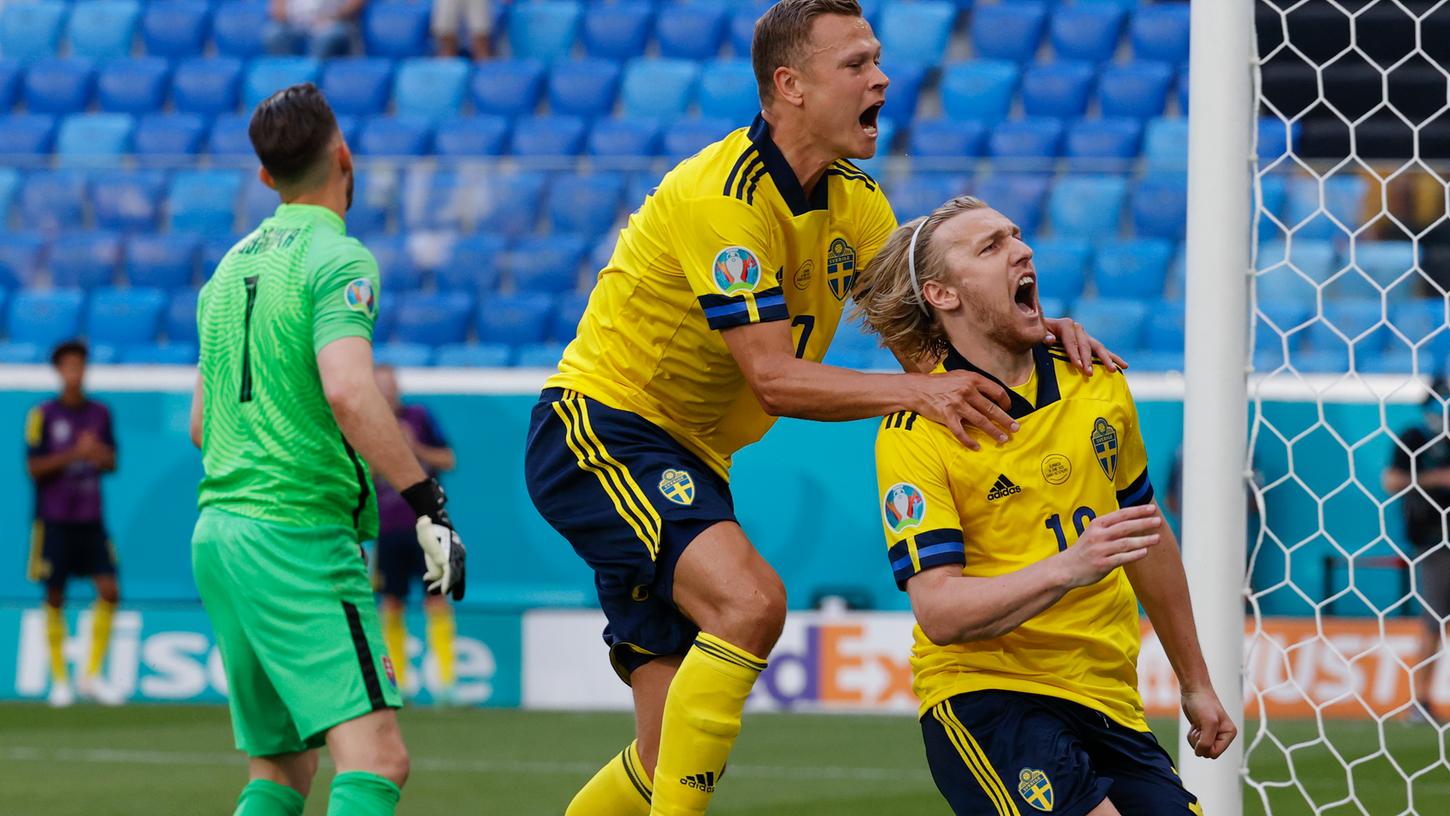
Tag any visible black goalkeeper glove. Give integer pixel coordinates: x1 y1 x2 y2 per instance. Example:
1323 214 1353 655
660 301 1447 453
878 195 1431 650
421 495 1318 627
401 477 467 601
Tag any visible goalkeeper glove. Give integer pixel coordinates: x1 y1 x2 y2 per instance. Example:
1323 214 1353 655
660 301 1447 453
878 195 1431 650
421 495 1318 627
401 477 467 601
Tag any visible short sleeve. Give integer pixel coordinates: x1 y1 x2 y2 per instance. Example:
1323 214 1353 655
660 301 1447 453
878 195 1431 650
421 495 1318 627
24 407 46 455
1112 377 1155 508
875 412 965 590
855 184 899 271
671 195 788 330
312 242 381 354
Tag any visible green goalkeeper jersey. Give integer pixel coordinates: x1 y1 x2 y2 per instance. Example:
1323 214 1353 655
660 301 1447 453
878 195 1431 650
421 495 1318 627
196 203 381 540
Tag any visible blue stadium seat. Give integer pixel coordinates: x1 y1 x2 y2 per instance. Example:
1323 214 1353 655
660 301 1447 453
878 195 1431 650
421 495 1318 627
548 58 621 118
1049 172 1125 236
244 57 320 111
551 291 589 342
357 116 433 155
471 59 546 118
727 8 755 57
1069 297 1147 351
1131 174 1188 240
513 341 567 368
582 2 653 61
1091 238 1174 296
132 113 206 159
201 235 241 277
973 173 1050 236
1256 239 1336 302
1064 118 1141 169
8 289 83 348
1 1 67 60
119 343 196 365
987 118 1064 163
889 173 970 222
400 167 466 231
394 58 470 119
393 291 475 346
476 170 548 236
1131 4 1190 65
1146 300 1186 353
140 1 210 58
320 58 394 117
124 233 198 290
476 293 555 345
205 112 253 158
939 61 1019 124
211 2 268 58
437 235 504 292
23 58 95 115
435 342 511 367
509 114 586 156
1258 117 1299 164
19 170 85 232
66 0 139 60
1030 237 1092 302
96 58 169 114
363 233 423 292
546 174 625 237
0 59 20 111
1099 61 1174 120
502 235 587 292
654 4 726 59
0 115 57 156
165 289 198 344
0 235 44 290
697 59 759 124
663 117 731 160
0 342 43 364
87 287 165 346
168 170 241 234
587 118 660 157
1308 299 1390 355
881 60 928 123
0 289 10 340
49 231 121 288
971 1 1047 62
1285 175 1368 241
507 1 582 61
434 115 509 156
620 58 700 121
372 343 433 367
362 2 431 59
1390 300 1450 361
1049 3 1125 63
906 118 987 158
0 167 17 227
1021 61 1096 119
171 57 243 116
1352 240 1418 295
239 175 275 226
879 1 955 65
1143 117 1188 171
56 113 134 166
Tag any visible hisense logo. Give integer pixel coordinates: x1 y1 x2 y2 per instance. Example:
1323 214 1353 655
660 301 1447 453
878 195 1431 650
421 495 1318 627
987 474 1022 502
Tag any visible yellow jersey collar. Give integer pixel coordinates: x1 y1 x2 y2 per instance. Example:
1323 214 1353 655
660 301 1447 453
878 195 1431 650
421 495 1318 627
941 343 1061 420
747 115 830 216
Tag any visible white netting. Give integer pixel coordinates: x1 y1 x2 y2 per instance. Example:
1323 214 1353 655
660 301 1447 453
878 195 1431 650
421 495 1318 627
1247 1 1450 813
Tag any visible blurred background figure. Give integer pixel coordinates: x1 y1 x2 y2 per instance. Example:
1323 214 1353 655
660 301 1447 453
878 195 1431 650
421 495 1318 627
433 0 492 60
25 341 121 707
266 0 366 58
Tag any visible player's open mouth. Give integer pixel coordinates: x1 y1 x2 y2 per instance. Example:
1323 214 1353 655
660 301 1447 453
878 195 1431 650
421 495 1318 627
1013 274 1039 317
859 102 883 138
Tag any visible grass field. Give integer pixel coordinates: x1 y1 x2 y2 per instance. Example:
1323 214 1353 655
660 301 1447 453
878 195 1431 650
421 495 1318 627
0 704 1445 815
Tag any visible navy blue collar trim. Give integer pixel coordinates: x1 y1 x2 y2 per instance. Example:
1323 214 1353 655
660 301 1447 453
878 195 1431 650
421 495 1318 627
941 344 1062 419
747 115 829 215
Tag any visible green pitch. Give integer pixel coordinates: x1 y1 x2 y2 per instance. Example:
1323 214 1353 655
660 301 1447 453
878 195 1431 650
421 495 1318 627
0 704 1443 814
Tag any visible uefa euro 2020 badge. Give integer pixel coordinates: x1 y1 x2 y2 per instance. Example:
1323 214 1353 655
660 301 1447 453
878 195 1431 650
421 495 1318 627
712 247 762 296
883 482 926 533
1018 768 1054 812
659 468 695 506
344 277 376 318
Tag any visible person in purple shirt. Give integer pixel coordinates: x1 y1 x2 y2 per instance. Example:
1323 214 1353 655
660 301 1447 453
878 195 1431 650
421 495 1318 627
372 365 458 702
25 340 122 708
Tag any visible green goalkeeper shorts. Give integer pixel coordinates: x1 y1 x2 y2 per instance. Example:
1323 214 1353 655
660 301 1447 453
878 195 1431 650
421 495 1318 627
192 508 402 758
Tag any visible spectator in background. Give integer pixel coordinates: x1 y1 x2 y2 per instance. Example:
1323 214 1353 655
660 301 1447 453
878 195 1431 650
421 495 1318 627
1383 375 1450 723
372 365 459 703
265 0 366 59
25 340 122 708
433 0 492 60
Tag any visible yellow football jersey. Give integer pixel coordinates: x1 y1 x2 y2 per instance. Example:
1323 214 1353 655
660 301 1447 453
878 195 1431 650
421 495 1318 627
875 345 1156 731
547 115 897 479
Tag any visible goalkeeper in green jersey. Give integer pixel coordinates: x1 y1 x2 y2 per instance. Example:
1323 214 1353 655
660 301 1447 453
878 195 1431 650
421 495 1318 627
187 83 467 816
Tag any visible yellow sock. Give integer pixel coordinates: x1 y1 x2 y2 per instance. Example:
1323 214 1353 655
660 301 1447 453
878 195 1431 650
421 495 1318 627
650 633 766 815
426 605 456 687
86 599 116 678
45 604 67 684
566 741 652 816
381 606 407 688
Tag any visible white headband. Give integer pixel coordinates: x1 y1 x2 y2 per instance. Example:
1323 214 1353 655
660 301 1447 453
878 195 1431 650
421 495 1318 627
906 218 930 316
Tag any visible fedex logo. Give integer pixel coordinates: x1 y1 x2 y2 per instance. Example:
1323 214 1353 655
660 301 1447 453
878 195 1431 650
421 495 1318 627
751 619 920 713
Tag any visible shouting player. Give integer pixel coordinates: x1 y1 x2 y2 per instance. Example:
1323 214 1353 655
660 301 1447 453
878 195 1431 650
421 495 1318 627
854 196 1236 815
189 84 465 816
525 2 1121 813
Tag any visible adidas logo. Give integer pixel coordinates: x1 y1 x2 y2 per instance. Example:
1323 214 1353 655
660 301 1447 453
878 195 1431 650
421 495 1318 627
986 474 1022 502
680 771 718 793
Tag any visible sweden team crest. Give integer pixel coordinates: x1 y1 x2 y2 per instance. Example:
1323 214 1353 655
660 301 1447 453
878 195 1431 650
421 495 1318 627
712 246 762 295
1091 417 1119 481
826 237 857 300
659 468 695 506
344 277 376 317
883 482 926 533
1017 768 1054 812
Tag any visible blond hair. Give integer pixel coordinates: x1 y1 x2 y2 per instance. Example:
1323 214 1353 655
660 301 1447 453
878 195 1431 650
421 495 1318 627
850 196 988 362
752 0 864 107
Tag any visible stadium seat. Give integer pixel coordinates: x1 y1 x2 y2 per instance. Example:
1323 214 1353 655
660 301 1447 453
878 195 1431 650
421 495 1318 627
548 59 622 118
49 232 121 289
587 118 660 157
0 115 58 156
244 57 320 111
56 113 134 166
393 292 476 346
200 235 241 277
1146 300 1186 353
87 287 166 346
582 2 653 61
1256 239 1336 302
620 58 700 121
434 342 511 367
507 1 582 62
973 173 1050 236
476 293 555 345
987 118 1064 163
0 167 16 228
474 169 547 236
8 289 83 348
206 112 253 158
1069 297 1147 351
889 173 970 222
1131 174 1189 240
1099 61 1174 120
654 4 727 59
1049 172 1125 236
434 115 509 156
663 117 732 160
0 235 44 290
171 57 243 116
132 113 206 159
436 235 505 293
1030 237 1092 302
939 61 1020 124
168 170 241 234
0 342 43 364
19 170 85 232
471 59 546 118
65 0 139 60
1064 118 1142 169
400 167 467 231
139 1 209 58
320 58 394 117
0 1 67 60
394 58 470 119
165 289 198 344
239 175 276 226
1308 299 1391 355
697 59 759 124
1258 117 1299 165
971 1 1047 62
1143 117 1188 171
546 174 625 238
0 59 20 111
881 60 929 123
96 57 169 114
878 1 955 65
1091 238 1174 296
551 291 589 342
906 118 987 158
357 116 433 155
727 8 756 57
1285 175 1368 241
501 235 588 292
211 2 268 58
124 233 198 290
509 114 586 157
1131 3 1191 65
120 343 196 365
1390 299 1450 360
514 342 567 368
373 343 433 367
1349 241 1418 298
23 58 95 115
362 2 431 59
1049 3 1125 63
363 233 423 292
1021 61 1096 119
